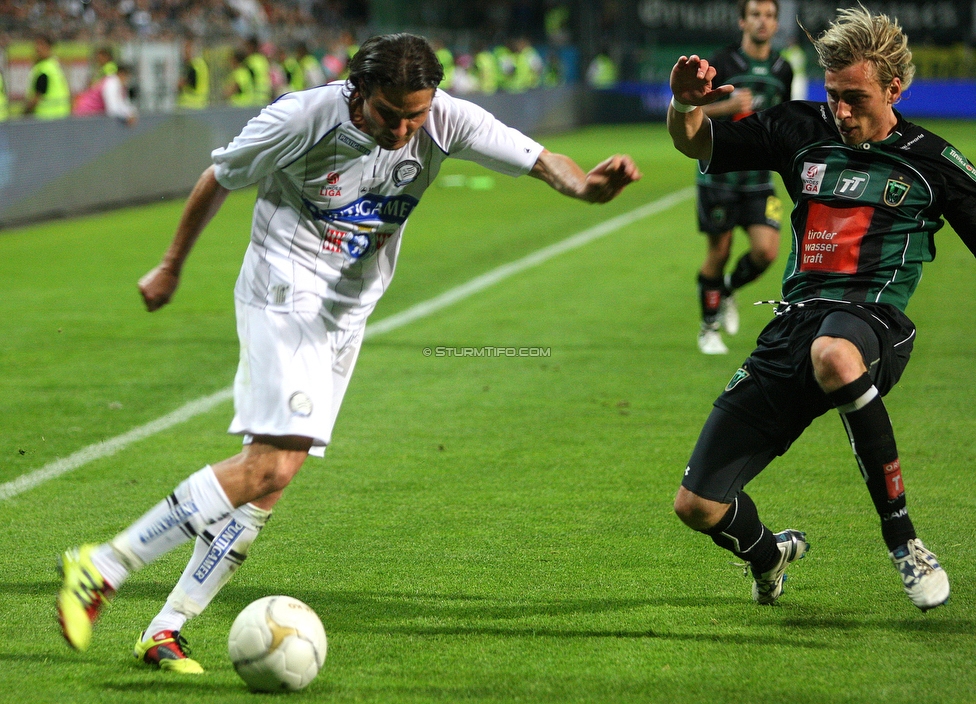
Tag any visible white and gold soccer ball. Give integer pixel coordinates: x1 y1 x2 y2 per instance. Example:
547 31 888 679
227 595 327 692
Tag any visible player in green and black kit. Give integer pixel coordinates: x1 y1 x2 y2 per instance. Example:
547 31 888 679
694 0 793 355
668 7 976 610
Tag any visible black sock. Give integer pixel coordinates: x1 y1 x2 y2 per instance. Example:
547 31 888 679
697 273 724 325
828 373 916 550
704 492 779 574
728 252 769 291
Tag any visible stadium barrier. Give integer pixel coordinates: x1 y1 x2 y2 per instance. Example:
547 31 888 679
0 108 259 229
7 78 970 229
585 79 976 122
0 86 581 229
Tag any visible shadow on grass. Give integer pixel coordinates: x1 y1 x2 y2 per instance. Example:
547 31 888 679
781 615 975 635
100 680 244 694
354 625 831 648
0 651 94 664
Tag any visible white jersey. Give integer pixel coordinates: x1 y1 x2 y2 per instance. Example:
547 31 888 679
212 83 544 330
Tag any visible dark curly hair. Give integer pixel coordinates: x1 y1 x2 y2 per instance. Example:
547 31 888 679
344 33 444 101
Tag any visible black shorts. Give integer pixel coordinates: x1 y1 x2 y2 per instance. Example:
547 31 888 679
682 301 916 503
696 185 781 236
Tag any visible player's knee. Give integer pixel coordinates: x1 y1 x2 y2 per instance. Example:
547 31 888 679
243 456 302 496
674 488 707 530
754 245 777 268
810 336 862 389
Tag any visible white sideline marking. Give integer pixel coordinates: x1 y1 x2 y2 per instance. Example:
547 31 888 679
0 187 693 502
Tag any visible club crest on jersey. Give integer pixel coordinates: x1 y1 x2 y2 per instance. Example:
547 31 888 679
393 160 422 186
725 367 750 392
289 392 313 417
883 178 911 207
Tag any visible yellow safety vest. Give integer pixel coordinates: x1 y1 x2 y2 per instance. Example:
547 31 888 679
228 65 254 107
435 48 455 90
283 57 304 92
300 55 321 87
475 51 499 94
27 57 71 119
179 56 210 109
0 71 9 121
244 53 272 105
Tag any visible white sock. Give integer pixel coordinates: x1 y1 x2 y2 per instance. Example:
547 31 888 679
109 466 235 575
89 543 130 590
144 502 271 636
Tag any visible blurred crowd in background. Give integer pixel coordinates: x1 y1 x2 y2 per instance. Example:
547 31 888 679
0 0 616 122
1 0 974 123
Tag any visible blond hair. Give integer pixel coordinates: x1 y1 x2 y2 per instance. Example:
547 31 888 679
810 6 915 91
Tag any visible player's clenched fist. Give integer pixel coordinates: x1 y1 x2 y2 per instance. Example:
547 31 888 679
138 264 180 312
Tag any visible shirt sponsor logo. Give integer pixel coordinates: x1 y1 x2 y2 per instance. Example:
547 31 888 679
304 193 419 226
801 162 827 194
138 500 198 544
941 145 976 183
322 228 344 253
799 202 874 273
833 169 870 199
883 178 911 207
392 159 422 186
193 519 245 583
338 133 371 156
320 228 395 259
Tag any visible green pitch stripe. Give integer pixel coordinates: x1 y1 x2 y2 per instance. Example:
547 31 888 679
0 186 693 503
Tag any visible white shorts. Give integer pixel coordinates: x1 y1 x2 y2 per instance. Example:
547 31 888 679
228 302 364 457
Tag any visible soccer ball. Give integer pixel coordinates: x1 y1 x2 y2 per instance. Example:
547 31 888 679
227 595 328 692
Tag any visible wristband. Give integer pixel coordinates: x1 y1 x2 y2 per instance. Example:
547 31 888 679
670 96 699 113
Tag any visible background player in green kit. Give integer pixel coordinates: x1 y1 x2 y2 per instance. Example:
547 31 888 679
694 0 793 355
668 7 976 610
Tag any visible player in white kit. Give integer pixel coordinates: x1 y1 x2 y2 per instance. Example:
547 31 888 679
56 33 641 670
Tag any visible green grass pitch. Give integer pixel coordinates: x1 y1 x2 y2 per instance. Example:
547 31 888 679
1 121 975 703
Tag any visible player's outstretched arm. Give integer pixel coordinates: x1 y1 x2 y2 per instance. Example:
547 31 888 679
138 166 230 312
529 150 641 203
667 55 734 161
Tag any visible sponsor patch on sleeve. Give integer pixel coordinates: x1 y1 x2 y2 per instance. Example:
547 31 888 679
941 146 976 183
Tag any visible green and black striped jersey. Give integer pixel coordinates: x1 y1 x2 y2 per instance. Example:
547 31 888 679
708 101 976 311
696 45 792 192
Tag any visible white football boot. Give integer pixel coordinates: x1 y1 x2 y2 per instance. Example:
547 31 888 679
697 323 728 355
720 293 740 335
752 529 809 605
889 539 949 611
